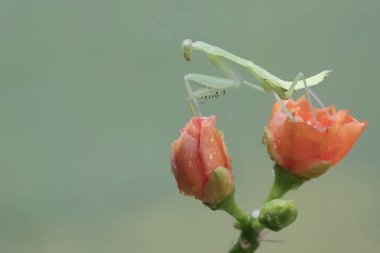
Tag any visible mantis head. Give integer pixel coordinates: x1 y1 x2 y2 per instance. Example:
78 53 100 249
182 39 193 61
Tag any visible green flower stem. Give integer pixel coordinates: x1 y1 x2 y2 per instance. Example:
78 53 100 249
228 228 259 253
218 194 259 253
222 164 305 253
253 164 305 232
252 164 305 232
265 164 304 202
220 194 251 227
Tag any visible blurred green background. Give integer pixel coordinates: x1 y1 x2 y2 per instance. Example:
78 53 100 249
0 0 378 252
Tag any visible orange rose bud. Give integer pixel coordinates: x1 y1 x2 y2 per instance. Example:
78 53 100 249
171 116 234 207
264 96 367 179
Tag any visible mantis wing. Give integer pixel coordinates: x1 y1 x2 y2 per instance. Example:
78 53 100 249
280 70 332 91
193 41 331 92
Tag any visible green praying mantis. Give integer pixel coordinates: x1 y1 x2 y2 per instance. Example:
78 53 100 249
181 39 332 123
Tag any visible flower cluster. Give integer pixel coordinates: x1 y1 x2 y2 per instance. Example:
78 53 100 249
170 95 366 253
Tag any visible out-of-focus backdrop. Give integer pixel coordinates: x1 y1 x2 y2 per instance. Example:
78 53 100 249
0 0 378 252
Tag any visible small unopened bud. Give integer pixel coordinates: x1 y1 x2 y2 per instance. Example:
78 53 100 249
258 199 297 231
203 166 234 209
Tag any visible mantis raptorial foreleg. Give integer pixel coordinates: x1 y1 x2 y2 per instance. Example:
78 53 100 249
184 55 267 116
184 75 202 116
184 74 240 116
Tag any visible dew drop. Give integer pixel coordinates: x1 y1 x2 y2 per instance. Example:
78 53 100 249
240 239 250 249
251 209 260 218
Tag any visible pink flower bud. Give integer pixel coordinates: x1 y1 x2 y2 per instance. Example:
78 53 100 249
170 116 234 205
264 96 367 179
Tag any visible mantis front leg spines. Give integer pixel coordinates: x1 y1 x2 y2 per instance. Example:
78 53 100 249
181 39 332 117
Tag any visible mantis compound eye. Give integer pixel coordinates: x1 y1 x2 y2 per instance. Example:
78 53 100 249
182 39 193 61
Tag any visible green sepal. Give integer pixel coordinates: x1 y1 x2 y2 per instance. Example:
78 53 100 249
203 166 234 210
294 161 331 180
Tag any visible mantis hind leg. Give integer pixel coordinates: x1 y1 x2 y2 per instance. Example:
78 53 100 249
272 92 295 122
183 74 241 116
284 72 333 126
300 73 319 127
288 72 319 127
308 89 332 119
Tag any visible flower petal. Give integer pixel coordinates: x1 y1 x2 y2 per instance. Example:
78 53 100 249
199 116 231 178
276 119 329 170
171 121 205 199
325 118 367 166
